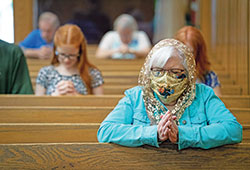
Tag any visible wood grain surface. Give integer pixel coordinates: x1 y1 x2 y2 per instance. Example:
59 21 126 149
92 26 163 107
0 143 249 169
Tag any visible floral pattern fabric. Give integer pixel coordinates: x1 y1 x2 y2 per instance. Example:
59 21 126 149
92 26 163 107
36 65 104 95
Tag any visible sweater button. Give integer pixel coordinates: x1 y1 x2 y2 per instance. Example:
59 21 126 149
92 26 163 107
182 120 187 125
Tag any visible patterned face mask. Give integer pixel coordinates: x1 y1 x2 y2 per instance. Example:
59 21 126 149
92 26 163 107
139 39 196 125
150 68 188 105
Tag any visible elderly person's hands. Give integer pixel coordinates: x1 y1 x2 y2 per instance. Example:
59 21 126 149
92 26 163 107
157 111 178 143
119 44 130 54
38 46 53 59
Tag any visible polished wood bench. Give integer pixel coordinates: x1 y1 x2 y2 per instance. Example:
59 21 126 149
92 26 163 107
0 106 249 123
0 95 122 107
29 77 243 95
101 85 243 95
0 95 249 108
0 123 249 144
0 106 249 143
0 143 249 169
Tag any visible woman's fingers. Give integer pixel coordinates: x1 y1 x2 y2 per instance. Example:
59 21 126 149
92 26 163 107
169 129 178 143
56 81 76 95
157 123 168 142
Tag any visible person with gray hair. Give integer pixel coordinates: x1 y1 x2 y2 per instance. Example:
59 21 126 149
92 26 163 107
19 12 60 59
96 14 151 59
97 39 242 150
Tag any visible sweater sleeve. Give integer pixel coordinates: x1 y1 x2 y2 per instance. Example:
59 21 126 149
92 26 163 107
97 87 159 147
178 85 242 150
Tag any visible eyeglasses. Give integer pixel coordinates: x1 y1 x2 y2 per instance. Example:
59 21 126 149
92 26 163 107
55 51 80 60
151 68 186 78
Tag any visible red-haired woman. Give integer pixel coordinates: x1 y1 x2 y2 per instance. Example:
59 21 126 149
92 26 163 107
175 26 222 96
35 24 104 96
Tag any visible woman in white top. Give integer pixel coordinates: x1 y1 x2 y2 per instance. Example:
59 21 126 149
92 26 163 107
96 14 151 59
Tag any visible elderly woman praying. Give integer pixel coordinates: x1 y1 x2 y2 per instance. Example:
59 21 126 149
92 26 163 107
97 39 242 150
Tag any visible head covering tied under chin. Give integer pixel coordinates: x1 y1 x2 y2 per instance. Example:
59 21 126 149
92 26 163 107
138 39 196 125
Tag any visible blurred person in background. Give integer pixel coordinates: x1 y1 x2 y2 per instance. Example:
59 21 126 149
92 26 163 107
96 14 151 59
19 12 60 59
175 26 222 96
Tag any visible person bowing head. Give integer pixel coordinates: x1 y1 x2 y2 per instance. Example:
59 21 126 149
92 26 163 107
36 24 104 96
97 39 242 150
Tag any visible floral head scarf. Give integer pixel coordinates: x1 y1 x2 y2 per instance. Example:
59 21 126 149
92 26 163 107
138 39 196 125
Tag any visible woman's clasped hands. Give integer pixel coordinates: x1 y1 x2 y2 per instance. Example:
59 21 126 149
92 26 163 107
157 111 178 143
52 80 78 96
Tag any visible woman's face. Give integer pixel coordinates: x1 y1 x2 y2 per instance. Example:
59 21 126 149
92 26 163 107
56 45 80 69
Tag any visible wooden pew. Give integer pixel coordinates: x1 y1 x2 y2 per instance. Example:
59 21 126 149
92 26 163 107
0 106 249 143
0 95 122 107
0 143 250 169
26 58 145 66
0 123 99 143
0 142 249 169
0 95 249 108
0 106 249 124
0 123 249 144
102 85 243 95
26 57 240 92
31 77 237 93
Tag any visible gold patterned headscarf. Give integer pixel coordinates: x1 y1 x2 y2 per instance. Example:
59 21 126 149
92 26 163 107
138 39 196 125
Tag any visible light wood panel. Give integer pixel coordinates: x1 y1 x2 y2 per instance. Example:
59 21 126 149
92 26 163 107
0 106 249 123
0 95 123 107
0 106 112 123
0 106 250 125
0 95 249 107
13 0 33 43
0 123 99 144
202 0 249 95
0 143 250 169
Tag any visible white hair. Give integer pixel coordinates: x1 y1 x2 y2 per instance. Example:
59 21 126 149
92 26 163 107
149 46 188 70
113 14 138 31
39 12 60 28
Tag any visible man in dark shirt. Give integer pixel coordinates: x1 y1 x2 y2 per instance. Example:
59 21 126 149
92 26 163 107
0 39 33 94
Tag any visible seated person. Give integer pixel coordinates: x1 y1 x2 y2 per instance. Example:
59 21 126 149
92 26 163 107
19 12 60 59
97 39 242 150
174 26 222 96
0 39 33 94
96 14 151 59
35 24 104 96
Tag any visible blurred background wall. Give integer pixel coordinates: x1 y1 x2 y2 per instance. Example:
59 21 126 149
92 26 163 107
12 0 250 94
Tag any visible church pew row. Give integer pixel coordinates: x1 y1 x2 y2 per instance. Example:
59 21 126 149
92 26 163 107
29 81 242 95
0 95 122 107
0 106 249 124
26 58 145 66
28 67 231 79
0 95 249 108
30 73 236 87
0 123 249 144
102 85 242 95
0 106 249 144
0 142 249 169
28 65 236 85
27 64 231 78
28 69 237 91
26 53 226 69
